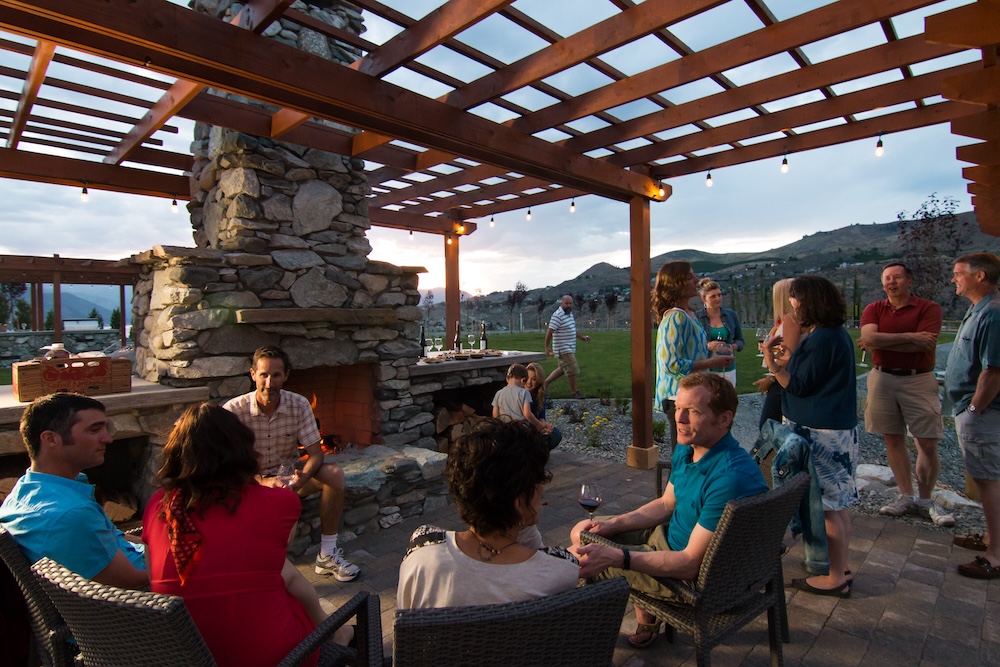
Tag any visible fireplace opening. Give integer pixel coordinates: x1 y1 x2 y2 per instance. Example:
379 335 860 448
284 364 378 451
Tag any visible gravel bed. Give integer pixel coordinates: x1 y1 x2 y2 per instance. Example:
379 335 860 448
547 367 986 539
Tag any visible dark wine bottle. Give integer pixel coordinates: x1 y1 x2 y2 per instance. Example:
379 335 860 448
420 324 427 355
453 322 462 351
479 321 487 350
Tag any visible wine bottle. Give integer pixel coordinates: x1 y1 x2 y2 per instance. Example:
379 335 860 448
420 324 427 355
479 321 488 350
453 322 462 352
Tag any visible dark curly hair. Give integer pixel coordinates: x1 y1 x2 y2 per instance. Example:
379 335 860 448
652 261 693 322
157 403 260 516
447 418 552 536
789 275 846 329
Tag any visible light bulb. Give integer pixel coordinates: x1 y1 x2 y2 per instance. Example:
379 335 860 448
447 236 452 245
705 172 713 188
489 216 495 228
875 137 884 157
658 182 665 198
457 223 465 234
409 229 413 239
780 156 789 174
526 208 532 221
80 186 89 203
171 198 178 213
569 198 576 213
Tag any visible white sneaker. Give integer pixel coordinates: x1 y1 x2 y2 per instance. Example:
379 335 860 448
879 495 917 517
315 548 360 581
922 501 956 527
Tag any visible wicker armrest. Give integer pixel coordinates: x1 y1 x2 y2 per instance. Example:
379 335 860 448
579 531 700 606
277 591 382 667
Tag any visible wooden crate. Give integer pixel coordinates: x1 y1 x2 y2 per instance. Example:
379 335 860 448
12 357 133 402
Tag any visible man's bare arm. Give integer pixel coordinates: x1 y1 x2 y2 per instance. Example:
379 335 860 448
91 550 149 589
857 323 937 353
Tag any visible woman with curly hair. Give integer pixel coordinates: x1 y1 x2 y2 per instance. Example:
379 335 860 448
142 403 342 667
397 419 578 609
653 261 734 447
763 275 857 597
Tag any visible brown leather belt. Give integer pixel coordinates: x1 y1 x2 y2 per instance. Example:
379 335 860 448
874 366 934 376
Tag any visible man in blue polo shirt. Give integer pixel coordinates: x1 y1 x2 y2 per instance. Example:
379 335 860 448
570 372 767 648
0 393 147 589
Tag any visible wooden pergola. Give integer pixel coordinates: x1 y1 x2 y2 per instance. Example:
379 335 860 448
0 0 996 467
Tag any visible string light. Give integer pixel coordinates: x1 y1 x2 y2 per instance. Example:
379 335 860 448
446 235 452 245
456 223 465 234
80 185 89 203
658 181 665 198
526 207 532 221
780 155 789 174
409 229 413 239
171 198 179 213
705 171 713 188
875 134 884 158
489 215 495 228
569 198 576 213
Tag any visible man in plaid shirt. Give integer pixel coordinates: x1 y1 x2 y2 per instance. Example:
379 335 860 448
224 346 359 581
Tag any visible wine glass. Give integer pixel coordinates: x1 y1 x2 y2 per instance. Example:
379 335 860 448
578 484 602 518
755 326 767 357
857 349 869 368
275 461 296 488
467 333 476 351
715 341 733 357
433 337 443 353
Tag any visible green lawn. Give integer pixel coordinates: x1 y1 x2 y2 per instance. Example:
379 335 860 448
489 328 956 399
0 368 9 386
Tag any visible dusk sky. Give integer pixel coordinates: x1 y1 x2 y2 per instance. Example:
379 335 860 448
0 0 981 296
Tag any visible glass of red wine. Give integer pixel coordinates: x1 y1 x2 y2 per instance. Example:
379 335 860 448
578 484 602 518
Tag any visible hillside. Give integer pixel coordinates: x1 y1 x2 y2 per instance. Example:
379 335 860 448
421 211 999 330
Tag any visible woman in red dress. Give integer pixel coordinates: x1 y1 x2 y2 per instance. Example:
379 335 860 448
143 403 333 667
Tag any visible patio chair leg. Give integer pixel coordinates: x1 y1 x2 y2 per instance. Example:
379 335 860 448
766 602 783 667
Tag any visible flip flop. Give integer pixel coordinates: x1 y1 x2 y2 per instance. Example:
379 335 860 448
957 556 1000 580
953 533 989 552
791 578 851 598
627 621 662 648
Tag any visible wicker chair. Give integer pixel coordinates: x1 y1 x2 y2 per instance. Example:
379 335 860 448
0 527 76 667
30 557 383 667
393 578 629 667
582 472 808 667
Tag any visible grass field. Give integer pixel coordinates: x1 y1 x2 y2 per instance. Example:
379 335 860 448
0 328 954 395
488 328 956 399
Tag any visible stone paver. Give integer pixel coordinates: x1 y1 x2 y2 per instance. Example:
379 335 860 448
294 448 1000 666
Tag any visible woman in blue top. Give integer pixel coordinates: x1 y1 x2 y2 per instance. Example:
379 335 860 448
694 278 744 387
764 275 857 598
653 262 735 447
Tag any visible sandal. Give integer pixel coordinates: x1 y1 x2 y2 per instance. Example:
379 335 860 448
953 533 989 552
627 621 662 648
957 556 1000 580
791 578 851 598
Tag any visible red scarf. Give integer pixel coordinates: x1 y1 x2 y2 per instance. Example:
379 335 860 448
163 489 203 586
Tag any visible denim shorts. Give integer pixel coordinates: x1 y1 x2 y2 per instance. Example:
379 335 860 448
955 408 1000 480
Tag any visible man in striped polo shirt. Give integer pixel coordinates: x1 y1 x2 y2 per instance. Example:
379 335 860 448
544 295 591 399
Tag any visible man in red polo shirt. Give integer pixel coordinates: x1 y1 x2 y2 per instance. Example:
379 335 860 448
859 262 954 526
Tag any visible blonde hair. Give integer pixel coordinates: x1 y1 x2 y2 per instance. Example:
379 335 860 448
772 278 793 325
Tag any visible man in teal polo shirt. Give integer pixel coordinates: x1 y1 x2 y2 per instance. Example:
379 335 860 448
570 372 767 648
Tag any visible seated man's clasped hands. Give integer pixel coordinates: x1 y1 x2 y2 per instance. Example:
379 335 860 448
569 373 767 648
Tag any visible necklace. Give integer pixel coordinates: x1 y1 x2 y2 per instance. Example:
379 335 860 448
468 530 518 563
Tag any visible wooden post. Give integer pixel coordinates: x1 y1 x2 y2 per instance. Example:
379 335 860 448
626 195 657 469
119 284 128 347
444 234 460 349
52 255 62 343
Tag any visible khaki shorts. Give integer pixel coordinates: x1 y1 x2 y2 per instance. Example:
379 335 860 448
592 518 679 600
956 408 1000 481
557 351 580 376
864 369 943 439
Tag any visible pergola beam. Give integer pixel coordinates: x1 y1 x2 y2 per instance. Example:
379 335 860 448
510 0 940 135
5 39 53 149
0 0 660 203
